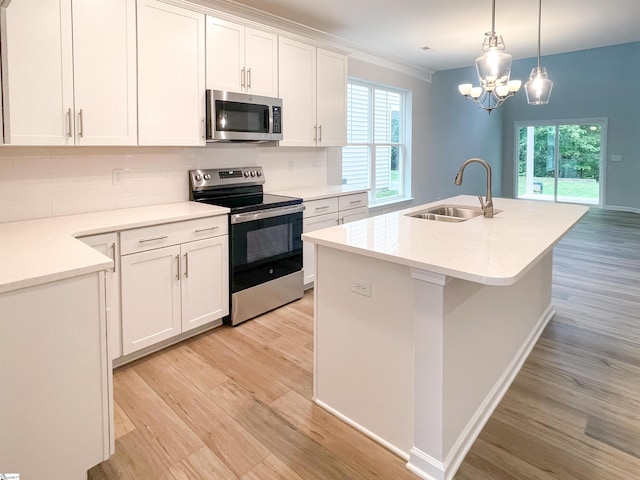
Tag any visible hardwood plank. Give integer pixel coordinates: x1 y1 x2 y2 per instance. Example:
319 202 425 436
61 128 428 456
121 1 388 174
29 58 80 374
113 400 135 440
134 353 271 477
585 414 640 460
270 389 418 479
240 454 306 480
169 446 239 480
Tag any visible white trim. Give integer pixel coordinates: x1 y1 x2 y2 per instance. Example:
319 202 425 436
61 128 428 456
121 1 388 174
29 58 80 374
314 398 410 460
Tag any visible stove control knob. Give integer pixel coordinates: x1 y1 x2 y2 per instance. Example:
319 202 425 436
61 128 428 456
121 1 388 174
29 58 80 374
203 173 211 180
250 171 256 177
256 169 263 177
244 171 250 177
195 174 202 181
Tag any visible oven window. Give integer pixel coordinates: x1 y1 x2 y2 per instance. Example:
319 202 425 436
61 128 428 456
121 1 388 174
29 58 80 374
246 224 292 263
231 212 303 292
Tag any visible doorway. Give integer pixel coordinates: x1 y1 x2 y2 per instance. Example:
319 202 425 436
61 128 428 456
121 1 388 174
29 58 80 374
515 119 606 206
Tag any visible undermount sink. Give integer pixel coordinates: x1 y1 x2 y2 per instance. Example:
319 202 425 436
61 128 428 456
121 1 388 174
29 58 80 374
406 204 501 222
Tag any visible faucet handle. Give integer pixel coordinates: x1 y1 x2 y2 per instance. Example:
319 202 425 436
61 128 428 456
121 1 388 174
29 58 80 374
477 194 487 210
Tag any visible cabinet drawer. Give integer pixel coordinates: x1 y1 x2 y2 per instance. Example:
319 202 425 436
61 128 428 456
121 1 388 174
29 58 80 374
303 212 340 232
120 216 228 255
338 192 368 211
303 197 339 218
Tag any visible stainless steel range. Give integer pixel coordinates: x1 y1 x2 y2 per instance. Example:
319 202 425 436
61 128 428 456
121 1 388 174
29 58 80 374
189 167 304 326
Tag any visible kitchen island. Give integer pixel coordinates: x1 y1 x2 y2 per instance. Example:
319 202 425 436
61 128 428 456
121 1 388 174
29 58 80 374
302 195 588 480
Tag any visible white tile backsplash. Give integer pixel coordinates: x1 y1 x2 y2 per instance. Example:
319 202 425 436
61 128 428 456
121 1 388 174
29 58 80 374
0 145 331 222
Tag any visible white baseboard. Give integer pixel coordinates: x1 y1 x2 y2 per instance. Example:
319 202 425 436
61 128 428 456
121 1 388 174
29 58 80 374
313 398 410 461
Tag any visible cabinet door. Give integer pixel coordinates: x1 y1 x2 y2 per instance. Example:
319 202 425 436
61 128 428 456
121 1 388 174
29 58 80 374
205 16 244 93
244 27 278 97
340 206 369 224
302 212 339 287
79 233 122 361
317 49 347 147
3 0 74 145
72 0 137 146
181 236 229 332
137 0 205 146
278 37 316 147
121 245 181 355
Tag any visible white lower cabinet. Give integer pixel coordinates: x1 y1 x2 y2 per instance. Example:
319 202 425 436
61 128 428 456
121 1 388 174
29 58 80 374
120 217 229 356
79 232 122 360
302 192 369 288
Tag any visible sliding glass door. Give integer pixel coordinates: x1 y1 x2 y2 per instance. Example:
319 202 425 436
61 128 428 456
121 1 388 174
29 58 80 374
516 120 605 205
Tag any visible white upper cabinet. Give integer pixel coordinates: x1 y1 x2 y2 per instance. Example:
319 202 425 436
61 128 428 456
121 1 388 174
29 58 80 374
316 48 348 147
278 38 347 147
137 0 205 146
2 0 137 146
206 17 278 98
278 37 317 147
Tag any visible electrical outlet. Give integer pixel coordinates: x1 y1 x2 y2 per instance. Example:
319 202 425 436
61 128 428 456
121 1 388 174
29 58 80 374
112 169 124 185
351 278 371 297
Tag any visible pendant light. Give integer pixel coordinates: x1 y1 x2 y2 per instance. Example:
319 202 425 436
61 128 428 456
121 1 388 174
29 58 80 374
458 0 521 114
525 0 553 105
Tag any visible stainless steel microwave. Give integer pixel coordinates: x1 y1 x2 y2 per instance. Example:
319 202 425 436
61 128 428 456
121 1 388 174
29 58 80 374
205 90 283 143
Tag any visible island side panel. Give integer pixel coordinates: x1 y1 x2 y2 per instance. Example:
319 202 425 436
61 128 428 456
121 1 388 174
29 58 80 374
409 251 554 480
0 273 110 479
314 244 415 456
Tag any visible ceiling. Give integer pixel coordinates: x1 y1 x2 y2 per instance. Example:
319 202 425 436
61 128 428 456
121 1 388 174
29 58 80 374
214 0 640 74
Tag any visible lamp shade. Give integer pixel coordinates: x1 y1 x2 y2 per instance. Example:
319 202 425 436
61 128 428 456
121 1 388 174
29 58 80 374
525 67 553 105
475 34 512 90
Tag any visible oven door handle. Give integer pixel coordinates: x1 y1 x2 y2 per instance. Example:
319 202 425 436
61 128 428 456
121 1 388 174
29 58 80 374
230 204 305 224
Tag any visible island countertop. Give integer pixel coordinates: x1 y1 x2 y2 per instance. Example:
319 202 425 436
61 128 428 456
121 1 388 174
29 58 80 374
302 195 588 286
0 202 229 294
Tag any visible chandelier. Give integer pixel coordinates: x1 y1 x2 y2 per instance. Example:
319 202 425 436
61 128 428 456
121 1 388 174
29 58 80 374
525 0 553 104
458 0 521 114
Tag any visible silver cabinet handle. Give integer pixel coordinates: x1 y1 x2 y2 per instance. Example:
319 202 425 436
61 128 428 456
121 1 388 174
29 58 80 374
315 205 330 212
184 252 189 278
195 226 219 233
66 108 72 137
306 217 339 227
175 254 180 280
111 243 117 273
350 200 362 205
138 235 168 243
241 68 246 88
201 119 205 139
318 124 322 142
78 109 84 137
314 125 318 141
247 67 252 89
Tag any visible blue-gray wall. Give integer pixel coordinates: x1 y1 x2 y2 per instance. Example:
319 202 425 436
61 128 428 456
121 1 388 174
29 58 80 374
503 42 640 210
429 41 640 211
427 68 504 199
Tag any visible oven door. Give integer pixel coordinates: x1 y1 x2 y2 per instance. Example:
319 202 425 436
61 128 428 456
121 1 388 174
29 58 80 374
230 205 303 293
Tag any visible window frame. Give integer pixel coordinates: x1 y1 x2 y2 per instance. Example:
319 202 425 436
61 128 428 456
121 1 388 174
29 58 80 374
342 78 411 206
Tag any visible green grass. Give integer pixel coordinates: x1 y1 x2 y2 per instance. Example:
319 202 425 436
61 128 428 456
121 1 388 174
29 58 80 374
517 176 599 199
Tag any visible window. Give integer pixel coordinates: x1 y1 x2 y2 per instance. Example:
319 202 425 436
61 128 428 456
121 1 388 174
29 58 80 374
342 79 410 205
515 119 606 206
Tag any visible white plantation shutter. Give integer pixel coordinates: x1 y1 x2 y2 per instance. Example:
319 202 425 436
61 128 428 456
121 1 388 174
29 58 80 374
343 79 408 204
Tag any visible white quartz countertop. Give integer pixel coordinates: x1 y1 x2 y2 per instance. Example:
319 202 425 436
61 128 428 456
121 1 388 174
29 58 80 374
0 202 229 294
302 195 588 286
269 184 369 202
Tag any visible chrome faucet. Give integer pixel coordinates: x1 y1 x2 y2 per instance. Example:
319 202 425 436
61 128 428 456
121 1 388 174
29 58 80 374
454 158 494 218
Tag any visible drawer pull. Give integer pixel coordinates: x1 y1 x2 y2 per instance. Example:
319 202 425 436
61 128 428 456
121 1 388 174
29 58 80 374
350 200 363 205
315 205 331 211
139 235 168 243
194 226 219 233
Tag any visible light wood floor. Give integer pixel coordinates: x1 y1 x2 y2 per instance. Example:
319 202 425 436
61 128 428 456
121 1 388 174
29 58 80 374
90 208 640 479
